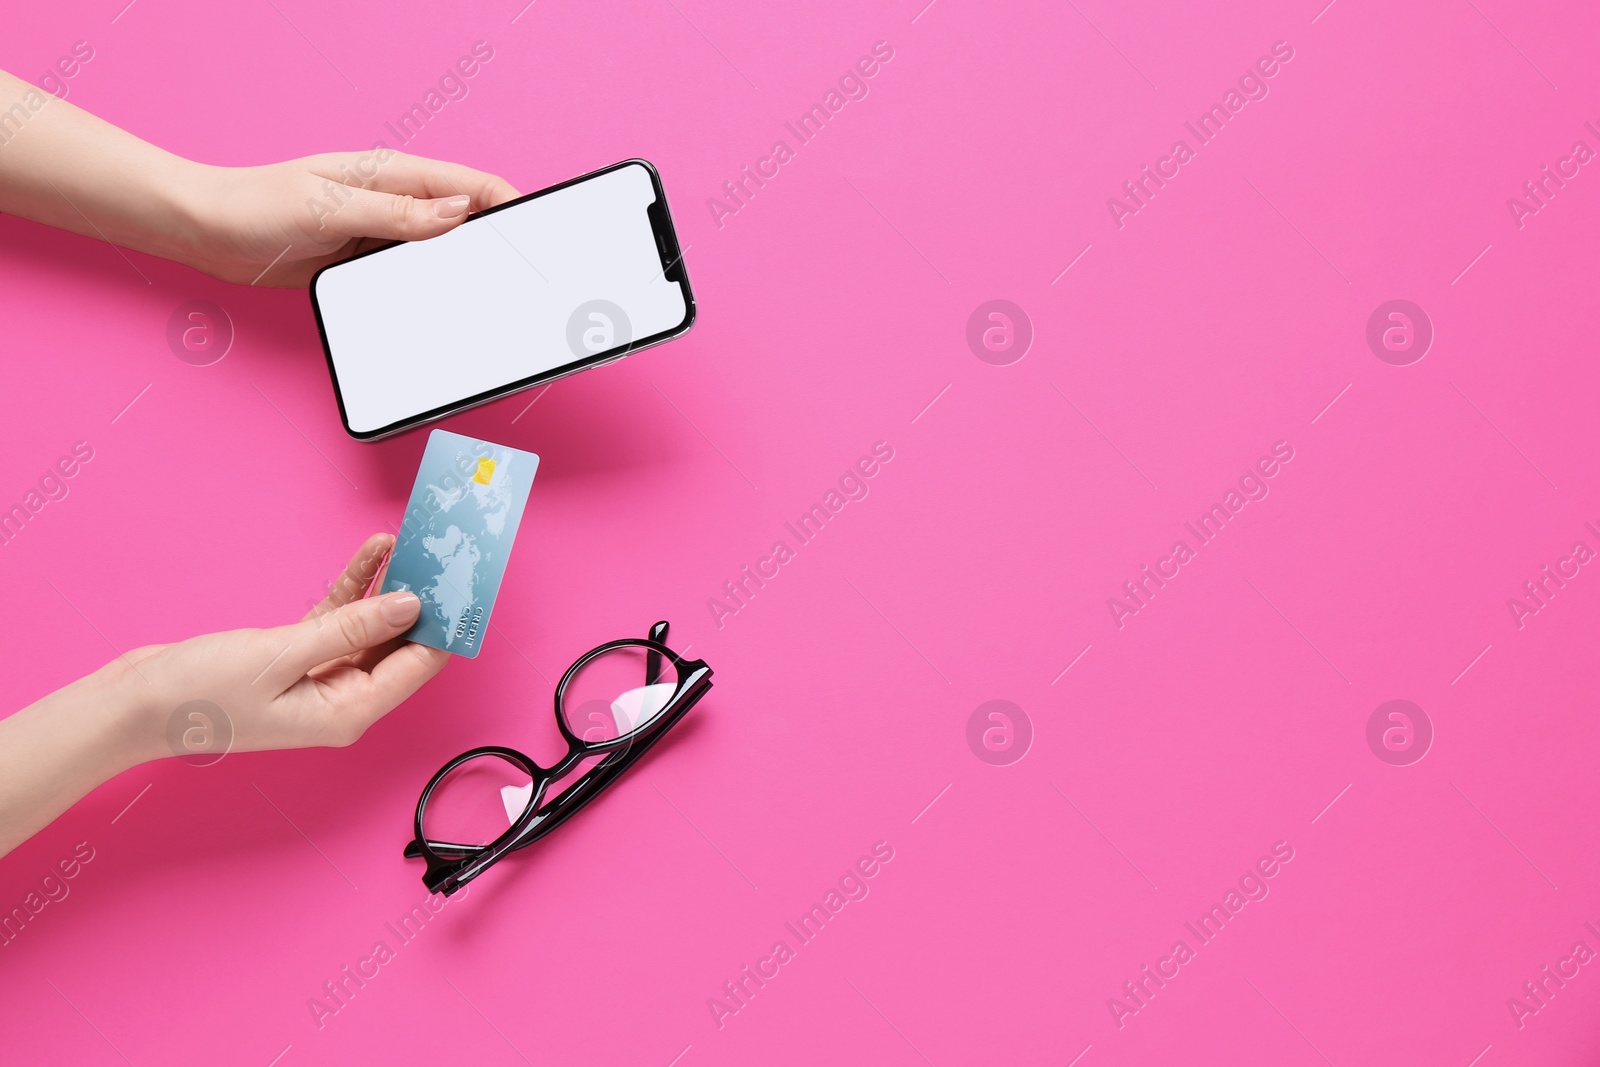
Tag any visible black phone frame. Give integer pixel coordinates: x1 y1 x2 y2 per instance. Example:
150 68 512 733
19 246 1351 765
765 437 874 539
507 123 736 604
309 158 697 442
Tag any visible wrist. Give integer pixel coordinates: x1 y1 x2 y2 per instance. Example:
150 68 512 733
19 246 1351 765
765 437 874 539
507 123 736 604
132 156 227 269
83 655 169 772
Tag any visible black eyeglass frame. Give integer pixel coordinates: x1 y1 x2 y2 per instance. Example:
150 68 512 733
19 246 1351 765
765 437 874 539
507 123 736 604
405 621 712 895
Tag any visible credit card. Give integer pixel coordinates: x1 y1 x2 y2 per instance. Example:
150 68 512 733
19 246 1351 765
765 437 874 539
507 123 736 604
379 430 538 658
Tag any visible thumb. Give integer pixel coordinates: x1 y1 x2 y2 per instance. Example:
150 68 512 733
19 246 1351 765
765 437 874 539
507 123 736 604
318 185 474 243
268 591 423 683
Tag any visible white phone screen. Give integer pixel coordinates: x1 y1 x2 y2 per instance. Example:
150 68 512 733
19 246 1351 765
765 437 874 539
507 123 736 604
312 161 691 438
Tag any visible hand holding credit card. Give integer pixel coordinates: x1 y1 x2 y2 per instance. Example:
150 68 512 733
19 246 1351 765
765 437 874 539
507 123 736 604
380 430 538 658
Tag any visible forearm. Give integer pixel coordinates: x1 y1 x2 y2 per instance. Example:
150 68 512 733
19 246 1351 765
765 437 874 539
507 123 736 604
0 660 162 857
0 69 205 264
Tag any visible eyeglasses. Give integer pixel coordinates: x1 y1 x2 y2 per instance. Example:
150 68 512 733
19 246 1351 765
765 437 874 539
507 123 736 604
404 621 712 895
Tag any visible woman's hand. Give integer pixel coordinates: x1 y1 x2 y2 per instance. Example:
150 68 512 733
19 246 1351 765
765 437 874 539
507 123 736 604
123 533 450 756
177 152 520 286
0 70 518 288
0 534 449 855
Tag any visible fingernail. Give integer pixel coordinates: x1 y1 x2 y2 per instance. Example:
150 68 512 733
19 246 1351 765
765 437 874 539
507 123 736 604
381 591 420 624
434 195 472 219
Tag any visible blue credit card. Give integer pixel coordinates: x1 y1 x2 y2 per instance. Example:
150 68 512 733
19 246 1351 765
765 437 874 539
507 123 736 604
379 430 538 658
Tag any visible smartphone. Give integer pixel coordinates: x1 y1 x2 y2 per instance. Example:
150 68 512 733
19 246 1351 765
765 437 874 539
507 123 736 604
310 159 695 440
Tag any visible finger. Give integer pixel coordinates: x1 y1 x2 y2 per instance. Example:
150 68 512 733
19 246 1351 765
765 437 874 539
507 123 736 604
316 642 451 745
268 590 422 684
308 547 395 673
313 151 519 209
124 644 171 666
369 551 392 594
316 184 480 243
367 641 451 710
316 628 405 676
302 533 394 622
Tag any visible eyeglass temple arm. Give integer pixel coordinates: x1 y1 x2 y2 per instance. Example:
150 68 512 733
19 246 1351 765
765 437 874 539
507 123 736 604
647 620 669 685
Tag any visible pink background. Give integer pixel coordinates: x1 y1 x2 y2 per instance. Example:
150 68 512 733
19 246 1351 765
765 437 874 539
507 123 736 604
3 0 1599 1063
